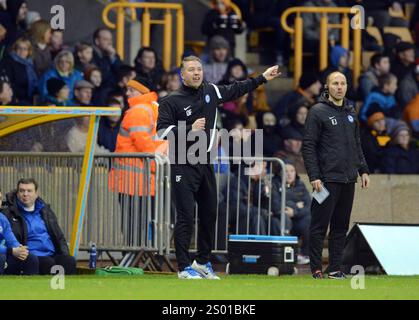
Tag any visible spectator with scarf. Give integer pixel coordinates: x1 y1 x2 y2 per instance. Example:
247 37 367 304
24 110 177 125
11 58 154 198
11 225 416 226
0 37 37 104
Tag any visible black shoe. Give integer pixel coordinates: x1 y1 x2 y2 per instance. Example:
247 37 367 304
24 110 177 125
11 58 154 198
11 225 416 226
328 271 346 280
312 270 324 279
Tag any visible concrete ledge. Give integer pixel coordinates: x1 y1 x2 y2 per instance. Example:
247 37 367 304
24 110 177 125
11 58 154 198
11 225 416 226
299 174 419 225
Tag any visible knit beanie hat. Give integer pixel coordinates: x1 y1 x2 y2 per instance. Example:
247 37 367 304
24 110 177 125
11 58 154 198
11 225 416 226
47 78 66 97
367 111 385 128
126 80 150 94
391 121 410 140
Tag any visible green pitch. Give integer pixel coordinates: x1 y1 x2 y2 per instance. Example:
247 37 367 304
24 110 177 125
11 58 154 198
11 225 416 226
1 274 419 300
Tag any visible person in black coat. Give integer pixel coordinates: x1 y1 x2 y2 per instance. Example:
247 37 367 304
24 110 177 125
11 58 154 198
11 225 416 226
91 27 122 87
380 123 419 174
282 99 309 137
134 47 164 92
201 0 244 56
0 37 37 104
390 42 416 84
97 98 122 152
360 110 391 173
274 71 321 128
84 65 107 107
0 0 28 47
215 171 267 251
282 162 311 262
302 72 370 278
255 111 282 157
2 178 76 275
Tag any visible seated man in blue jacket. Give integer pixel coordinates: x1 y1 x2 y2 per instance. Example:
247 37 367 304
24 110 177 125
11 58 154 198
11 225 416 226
0 212 39 275
2 178 77 275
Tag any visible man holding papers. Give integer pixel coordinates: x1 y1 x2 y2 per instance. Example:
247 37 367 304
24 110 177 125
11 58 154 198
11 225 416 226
302 72 370 280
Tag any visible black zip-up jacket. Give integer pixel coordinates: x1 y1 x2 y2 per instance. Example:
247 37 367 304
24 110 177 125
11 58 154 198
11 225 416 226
2 191 70 256
157 75 267 164
302 92 369 183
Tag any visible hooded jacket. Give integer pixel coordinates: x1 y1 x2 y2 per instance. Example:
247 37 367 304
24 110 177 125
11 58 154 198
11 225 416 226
115 91 160 153
2 191 70 256
360 88 397 122
302 92 369 183
110 91 162 196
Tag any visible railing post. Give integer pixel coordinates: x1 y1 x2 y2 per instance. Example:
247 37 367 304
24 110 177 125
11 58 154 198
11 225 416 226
116 6 125 61
142 8 151 47
341 13 350 50
163 9 173 71
176 8 184 68
353 26 361 87
294 13 303 89
320 13 328 71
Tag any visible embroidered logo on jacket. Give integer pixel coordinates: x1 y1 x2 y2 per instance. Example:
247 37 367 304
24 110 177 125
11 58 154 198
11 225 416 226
329 116 338 126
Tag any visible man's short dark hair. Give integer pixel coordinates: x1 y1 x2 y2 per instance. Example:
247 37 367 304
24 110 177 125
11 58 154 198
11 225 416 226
17 178 38 191
378 73 397 89
180 55 202 70
93 27 111 41
135 47 157 62
370 53 388 68
116 65 135 82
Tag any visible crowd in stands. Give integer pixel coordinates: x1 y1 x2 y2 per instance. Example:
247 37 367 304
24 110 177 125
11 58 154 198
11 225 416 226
0 0 418 265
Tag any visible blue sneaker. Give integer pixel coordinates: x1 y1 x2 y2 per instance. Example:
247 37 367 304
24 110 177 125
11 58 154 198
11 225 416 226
178 266 203 279
191 260 220 280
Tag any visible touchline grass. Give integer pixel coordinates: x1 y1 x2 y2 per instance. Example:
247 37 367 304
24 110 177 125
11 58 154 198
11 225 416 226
1 274 419 300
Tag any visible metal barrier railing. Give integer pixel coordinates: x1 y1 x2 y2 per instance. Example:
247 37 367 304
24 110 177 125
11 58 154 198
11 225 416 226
0 152 171 256
102 1 184 71
185 157 287 255
0 152 287 259
281 6 362 88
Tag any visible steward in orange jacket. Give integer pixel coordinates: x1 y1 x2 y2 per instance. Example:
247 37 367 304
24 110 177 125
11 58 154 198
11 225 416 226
110 80 163 196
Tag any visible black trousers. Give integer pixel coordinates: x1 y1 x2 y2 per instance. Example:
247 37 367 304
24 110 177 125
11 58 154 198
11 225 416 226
4 254 76 275
309 182 355 273
172 164 217 271
4 254 39 275
36 255 77 275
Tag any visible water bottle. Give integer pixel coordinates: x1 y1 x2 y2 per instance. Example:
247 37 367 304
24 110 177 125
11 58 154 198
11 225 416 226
89 243 97 269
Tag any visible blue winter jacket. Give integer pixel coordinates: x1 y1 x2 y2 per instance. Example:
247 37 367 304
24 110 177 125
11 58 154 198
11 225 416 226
38 68 83 102
0 212 20 255
360 90 397 122
17 200 55 257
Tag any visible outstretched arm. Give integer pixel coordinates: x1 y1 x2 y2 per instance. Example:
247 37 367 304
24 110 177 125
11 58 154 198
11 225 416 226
213 66 281 103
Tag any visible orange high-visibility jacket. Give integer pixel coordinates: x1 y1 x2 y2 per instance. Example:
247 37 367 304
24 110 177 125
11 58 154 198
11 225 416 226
404 94 419 132
109 92 162 196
